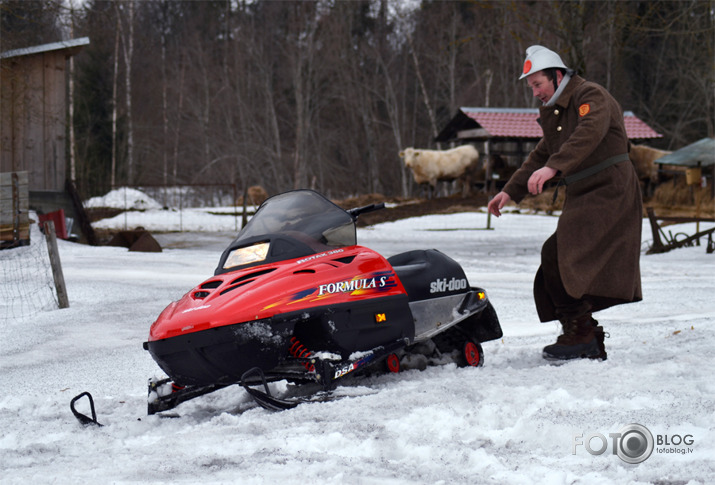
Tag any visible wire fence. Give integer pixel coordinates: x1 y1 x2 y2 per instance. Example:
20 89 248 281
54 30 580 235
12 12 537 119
131 184 239 209
0 223 58 324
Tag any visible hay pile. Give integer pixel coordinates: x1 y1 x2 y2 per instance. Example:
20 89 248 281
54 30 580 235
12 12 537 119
514 186 565 214
650 179 714 218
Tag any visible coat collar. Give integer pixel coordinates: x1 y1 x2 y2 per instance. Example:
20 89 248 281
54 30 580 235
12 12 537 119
552 74 585 109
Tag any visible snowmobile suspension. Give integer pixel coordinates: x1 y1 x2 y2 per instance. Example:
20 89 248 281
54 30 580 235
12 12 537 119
288 337 315 372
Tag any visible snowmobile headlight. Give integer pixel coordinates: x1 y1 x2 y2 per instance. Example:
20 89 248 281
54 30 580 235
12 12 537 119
223 242 270 269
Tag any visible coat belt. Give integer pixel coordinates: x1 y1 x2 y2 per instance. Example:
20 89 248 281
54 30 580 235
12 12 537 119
552 153 630 202
551 153 630 204
563 153 631 185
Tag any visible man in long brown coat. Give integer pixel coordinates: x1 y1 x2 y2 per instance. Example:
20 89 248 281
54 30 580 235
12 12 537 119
487 45 642 361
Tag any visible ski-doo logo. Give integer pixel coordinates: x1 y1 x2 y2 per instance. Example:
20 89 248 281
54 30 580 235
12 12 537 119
318 276 388 296
429 277 468 294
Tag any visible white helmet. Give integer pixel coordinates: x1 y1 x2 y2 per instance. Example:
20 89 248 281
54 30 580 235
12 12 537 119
519 45 568 80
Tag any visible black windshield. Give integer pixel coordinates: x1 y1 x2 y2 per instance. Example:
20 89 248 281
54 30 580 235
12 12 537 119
232 190 356 248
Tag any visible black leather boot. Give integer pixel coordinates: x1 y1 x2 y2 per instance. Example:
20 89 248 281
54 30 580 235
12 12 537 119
543 314 602 361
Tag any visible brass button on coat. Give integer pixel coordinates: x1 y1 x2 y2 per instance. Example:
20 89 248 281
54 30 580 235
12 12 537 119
556 126 562 132
554 109 560 115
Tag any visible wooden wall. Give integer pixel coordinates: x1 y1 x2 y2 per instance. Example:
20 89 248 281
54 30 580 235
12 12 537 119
1 51 68 192
0 171 30 247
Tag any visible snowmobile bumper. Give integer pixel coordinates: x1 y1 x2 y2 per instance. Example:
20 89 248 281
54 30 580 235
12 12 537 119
144 318 296 388
144 294 414 388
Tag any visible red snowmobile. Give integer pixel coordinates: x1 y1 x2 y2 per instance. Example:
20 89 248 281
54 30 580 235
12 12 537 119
143 189 502 413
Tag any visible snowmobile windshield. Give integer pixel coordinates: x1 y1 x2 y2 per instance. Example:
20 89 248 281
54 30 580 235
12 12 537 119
233 190 356 249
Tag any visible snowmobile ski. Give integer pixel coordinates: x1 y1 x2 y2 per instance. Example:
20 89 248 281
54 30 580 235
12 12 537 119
240 367 324 411
147 377 233 415
239 338 406 411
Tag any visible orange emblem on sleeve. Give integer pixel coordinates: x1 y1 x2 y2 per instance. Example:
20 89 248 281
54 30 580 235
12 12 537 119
579 103 591 116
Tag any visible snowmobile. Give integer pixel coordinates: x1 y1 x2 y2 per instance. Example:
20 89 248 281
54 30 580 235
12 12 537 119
143 189 502 414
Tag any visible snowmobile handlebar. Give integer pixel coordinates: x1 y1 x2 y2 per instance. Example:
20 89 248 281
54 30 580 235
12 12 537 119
347 202 385 220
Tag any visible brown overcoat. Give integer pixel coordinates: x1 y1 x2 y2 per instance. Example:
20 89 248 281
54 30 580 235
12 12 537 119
503 75 643 321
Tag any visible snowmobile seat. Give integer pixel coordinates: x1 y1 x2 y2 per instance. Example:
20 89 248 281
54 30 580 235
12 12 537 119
388 249 468 302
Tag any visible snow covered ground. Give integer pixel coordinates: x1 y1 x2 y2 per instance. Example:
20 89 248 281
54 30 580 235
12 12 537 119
1 192 714 484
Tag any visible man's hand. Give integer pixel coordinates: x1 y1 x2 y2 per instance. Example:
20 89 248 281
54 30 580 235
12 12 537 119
487 191 512 217
527 166 558 195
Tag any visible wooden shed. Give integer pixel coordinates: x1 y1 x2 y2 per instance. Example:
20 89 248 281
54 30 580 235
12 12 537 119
654 137 715 197
0 37 89 191
1 38 97 245
435 107 662 171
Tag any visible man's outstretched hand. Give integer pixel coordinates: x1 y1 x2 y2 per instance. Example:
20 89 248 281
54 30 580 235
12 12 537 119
487 192 512 217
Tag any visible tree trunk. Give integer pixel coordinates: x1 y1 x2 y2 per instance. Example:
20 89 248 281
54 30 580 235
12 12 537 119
406 30 440 149
115 1 135 186
111 14 119 189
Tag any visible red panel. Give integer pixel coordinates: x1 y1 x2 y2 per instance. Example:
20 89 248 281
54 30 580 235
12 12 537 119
38 209 67 239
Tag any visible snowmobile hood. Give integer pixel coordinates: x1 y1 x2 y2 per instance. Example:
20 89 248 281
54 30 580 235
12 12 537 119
148 245 406 341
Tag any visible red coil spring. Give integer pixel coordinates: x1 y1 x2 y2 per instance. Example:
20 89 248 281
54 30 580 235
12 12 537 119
289 337 315 372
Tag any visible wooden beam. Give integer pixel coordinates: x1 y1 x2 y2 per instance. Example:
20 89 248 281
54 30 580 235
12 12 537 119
42 220 69 308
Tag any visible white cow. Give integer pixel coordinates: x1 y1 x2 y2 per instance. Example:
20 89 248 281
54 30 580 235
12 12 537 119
399 145 480 196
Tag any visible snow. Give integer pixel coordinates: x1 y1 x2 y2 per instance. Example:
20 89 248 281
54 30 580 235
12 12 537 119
2 196 714 484
84 187 164 211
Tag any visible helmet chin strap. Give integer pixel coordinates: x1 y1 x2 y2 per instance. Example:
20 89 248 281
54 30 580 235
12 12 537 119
544 69 574 107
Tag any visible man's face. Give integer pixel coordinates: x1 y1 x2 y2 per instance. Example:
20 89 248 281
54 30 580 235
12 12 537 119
526 70 562 104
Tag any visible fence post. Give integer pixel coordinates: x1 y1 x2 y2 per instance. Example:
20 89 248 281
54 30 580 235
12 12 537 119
233 183 238 232
43 220 70 309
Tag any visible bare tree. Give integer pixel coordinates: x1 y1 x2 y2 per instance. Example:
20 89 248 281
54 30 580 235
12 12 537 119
65 0 713 199
115 1 135 185
111 15 119 188
287 3 320 189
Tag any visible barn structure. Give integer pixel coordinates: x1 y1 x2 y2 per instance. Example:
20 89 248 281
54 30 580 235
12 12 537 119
435 107 662 184
654 137 715 197
0 38 95 246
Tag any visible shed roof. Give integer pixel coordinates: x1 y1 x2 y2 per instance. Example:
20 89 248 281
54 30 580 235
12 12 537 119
0 37 90 59
653 138 715 168
435 107 662 142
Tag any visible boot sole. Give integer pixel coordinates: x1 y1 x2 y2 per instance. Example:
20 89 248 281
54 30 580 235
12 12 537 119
542 352 607 363
542 342 603 362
